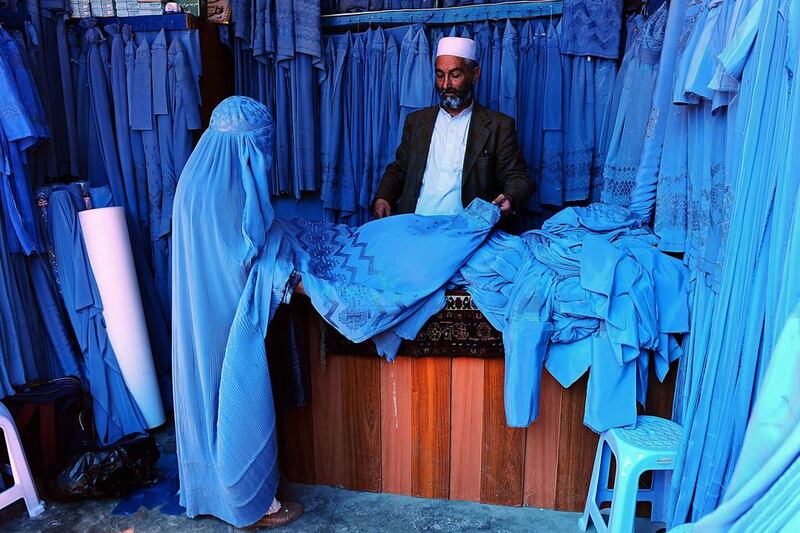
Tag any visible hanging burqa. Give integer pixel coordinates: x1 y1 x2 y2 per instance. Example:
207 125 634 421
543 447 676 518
172 96 500 526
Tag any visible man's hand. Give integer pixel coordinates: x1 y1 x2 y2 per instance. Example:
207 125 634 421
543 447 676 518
374 198 392 219
491 194 513 216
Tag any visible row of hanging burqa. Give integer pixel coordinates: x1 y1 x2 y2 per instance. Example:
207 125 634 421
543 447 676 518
0 0 203 445
1 0 799 529
229 0 653 226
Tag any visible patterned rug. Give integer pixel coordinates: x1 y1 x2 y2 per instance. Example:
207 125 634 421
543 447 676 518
323 291 504 358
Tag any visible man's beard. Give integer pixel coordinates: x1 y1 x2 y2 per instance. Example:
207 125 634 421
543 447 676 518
439 87 473 110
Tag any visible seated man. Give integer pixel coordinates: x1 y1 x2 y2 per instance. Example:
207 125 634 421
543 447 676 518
373 36 532 228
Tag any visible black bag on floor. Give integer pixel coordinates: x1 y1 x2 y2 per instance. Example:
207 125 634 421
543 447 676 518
52 432 160 500
1 376 93 492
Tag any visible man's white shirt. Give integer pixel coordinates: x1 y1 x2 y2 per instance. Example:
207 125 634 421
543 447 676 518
414 103 473 216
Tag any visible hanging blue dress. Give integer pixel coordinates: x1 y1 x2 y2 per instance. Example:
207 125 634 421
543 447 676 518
86 27 128 206
601 5 668 207
360 28 385 215
651 1 707 253
397 26 432 146
540 23 565 208
319 34 349 221
0 205 29 396
344 31 365 223
563 53 617 203
0 26 48 255
499 20 518 120
168 37 202 180
54 9 79 178
488 24 502 112
516 21 537 186
126 37 151 252
107 24 141 226
131 36 169 319
473 22 493 107
429 26 446 105
379 34 400 209
48 190 148 445
627 0 690 221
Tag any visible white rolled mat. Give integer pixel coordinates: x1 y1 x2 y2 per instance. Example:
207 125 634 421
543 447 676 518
79 207 165 429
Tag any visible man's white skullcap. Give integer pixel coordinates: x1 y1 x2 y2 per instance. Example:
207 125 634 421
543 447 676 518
436 37 477 62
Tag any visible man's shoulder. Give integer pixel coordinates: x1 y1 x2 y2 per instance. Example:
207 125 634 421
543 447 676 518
479 106 515 128
407 105 440 124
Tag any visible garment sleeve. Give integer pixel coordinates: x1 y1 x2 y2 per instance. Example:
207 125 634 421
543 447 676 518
496 118 533 210
373 114 414 208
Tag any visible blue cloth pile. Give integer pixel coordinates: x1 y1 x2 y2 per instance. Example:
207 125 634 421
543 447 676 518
458 204 688 431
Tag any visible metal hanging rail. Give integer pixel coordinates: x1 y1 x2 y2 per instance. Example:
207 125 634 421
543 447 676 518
321 1 562 29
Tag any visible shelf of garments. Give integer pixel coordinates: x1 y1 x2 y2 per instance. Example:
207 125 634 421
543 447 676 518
320 1 563 29
69 13 197 31
269 293 676 512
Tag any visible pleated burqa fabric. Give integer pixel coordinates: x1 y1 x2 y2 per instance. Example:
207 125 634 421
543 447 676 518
673 302 800 533
668 0 800 524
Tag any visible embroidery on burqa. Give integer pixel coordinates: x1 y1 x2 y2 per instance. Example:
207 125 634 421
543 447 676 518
561 0 624 59
565 147 594 200
652 0 706 251
286 218 399 331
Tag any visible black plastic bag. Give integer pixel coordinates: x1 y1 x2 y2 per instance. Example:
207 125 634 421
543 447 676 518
52 433 160 500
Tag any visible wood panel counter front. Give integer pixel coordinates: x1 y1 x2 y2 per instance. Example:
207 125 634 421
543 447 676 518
269 295 676 512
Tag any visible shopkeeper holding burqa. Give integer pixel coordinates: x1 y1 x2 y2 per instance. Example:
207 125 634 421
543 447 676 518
373 36 532 228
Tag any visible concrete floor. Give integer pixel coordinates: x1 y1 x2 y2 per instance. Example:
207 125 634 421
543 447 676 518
0 425 664 532
0 482 667 533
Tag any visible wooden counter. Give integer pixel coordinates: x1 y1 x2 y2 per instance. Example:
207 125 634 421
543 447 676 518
270 297 676 512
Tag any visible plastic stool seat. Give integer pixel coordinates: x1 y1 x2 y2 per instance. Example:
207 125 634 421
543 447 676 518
579 415 682 533
611 416 682 452
0 402 45 518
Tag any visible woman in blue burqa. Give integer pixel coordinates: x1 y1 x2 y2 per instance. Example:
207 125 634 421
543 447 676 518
172 96 501 527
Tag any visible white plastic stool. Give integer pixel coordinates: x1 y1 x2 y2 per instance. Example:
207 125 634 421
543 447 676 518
0 402 45 517
579 415 682 533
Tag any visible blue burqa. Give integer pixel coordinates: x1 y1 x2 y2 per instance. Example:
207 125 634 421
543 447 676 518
172 96 501 526
671 302 800 532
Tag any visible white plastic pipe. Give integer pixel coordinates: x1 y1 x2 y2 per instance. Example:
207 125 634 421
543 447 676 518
79 207 165 429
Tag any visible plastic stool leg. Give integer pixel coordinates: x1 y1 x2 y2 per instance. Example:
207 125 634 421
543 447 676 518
0 405 45 518
607 462 641 533
580 437 608 532
650 469 672 524
597 439 613 503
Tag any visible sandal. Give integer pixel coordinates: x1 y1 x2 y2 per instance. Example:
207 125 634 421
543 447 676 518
245 502 304 529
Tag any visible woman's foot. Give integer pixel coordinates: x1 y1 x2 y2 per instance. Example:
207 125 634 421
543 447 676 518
246 502 304 529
